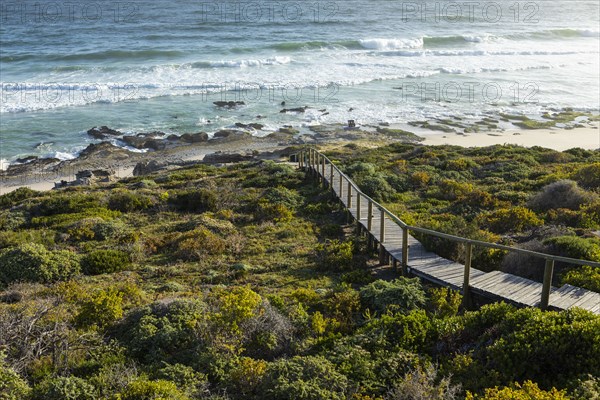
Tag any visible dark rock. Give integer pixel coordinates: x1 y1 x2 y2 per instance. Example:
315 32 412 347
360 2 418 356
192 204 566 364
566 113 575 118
79 142 126 158
122 134 167 150
5 157 60 176
145 139 166 151
213 129 242 138
278 127 299 135
203 152 255 164
15 156 38 164
280 106 308 113
87 126 122 139
133 160 165 176
122 135 148 149
235 122 264 130
56 169 115 188
213 101 245 108
256 115 266 119
167 134 179 141
180 132 209 143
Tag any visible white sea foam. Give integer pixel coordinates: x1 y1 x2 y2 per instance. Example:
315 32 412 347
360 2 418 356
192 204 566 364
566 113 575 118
0 159 9 171
359 38 424 50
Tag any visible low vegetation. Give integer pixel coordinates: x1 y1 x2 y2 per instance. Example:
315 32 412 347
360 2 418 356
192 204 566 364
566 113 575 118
0 146 599 399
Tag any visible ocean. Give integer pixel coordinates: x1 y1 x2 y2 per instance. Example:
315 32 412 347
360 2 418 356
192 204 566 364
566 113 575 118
1 0 599 165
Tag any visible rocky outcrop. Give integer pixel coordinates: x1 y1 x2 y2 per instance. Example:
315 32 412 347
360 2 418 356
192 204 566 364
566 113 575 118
235 122 264 130
87 126 122 139
213 101 245 108
133 160 166 176
79 142 129 159
54 169 116 188
280 106 308 113
180 132 209 143
202 151 255 164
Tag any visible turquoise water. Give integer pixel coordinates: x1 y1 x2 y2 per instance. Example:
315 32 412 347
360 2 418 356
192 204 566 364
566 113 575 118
1 0 599 163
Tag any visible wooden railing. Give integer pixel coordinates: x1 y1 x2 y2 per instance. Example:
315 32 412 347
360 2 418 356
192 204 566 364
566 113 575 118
296 148 600 310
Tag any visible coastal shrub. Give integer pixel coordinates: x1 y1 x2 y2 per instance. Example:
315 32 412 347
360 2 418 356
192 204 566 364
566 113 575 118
572 162 600 189
386 365 461 400
0 243 80 285
257 355 349 400
359 278 426 314
325 286 361 330
263 186 302 210
32 192 103 216
468 307 600 389
113 299 206 364
528 180 595 211
345 162 377 176
483 206 543 233
108 189 154 212
543 236 600 261
355 174 396 202
437 179 474 201
81 249 131 275
410 171 431 188
31 376 96 400
359 310 432 352
0 187 39 208
153 363 208 397
466 381 569 400
256 201 294 223
76 288 124 329
316 239 354 271
561 265 600 293
580 200 600 228
117 378 190 400
173 228 227 261
0 352 31 399
427 287 462 318
169 189 218 213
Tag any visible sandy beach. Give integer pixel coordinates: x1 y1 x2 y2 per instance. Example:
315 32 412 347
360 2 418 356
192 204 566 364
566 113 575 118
422 125 600 151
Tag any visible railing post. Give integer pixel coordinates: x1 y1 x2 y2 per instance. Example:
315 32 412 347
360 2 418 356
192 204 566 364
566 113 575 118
379 209 385 243
309 149 313 173
540 259 554 310
347 181 352 208
402 226 409 275
338 171 343 196
379 209 386 264
321 154 325 182
462 242 473 309
367 200 373 230
329 164 334 189
356 192 361 220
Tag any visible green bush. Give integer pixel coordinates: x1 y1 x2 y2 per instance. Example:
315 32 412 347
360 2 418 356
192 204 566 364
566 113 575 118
263 186 302 210
0 243 80 285
257 355 349 400
108 189 154 212
169 189 218 213
114 299 206 365
76 288 124 329
466 381 569 399
483 206 543 233
117 378 190 400
572 162 600 189
81 249 131 275
561 265 600 292
360 310 432 352
0 352 31 399
316 239 354 271
355 174 397 202
543 236 600 261
32 376 96 400
359 278 426 314
0 186 39 208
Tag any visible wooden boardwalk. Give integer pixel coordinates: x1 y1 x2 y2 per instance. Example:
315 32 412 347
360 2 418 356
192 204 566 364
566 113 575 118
298 149 600 315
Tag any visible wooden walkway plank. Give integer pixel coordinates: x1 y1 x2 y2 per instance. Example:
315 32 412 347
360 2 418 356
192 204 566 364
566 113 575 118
302 151 600 315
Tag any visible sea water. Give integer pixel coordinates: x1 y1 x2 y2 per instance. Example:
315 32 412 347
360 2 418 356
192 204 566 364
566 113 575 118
0 0 599 163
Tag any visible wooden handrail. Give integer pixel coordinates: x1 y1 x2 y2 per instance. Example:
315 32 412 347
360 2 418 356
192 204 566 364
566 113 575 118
298 148 600 269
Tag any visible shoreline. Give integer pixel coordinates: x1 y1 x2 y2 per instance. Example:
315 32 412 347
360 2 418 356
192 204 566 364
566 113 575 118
1 123 598 195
